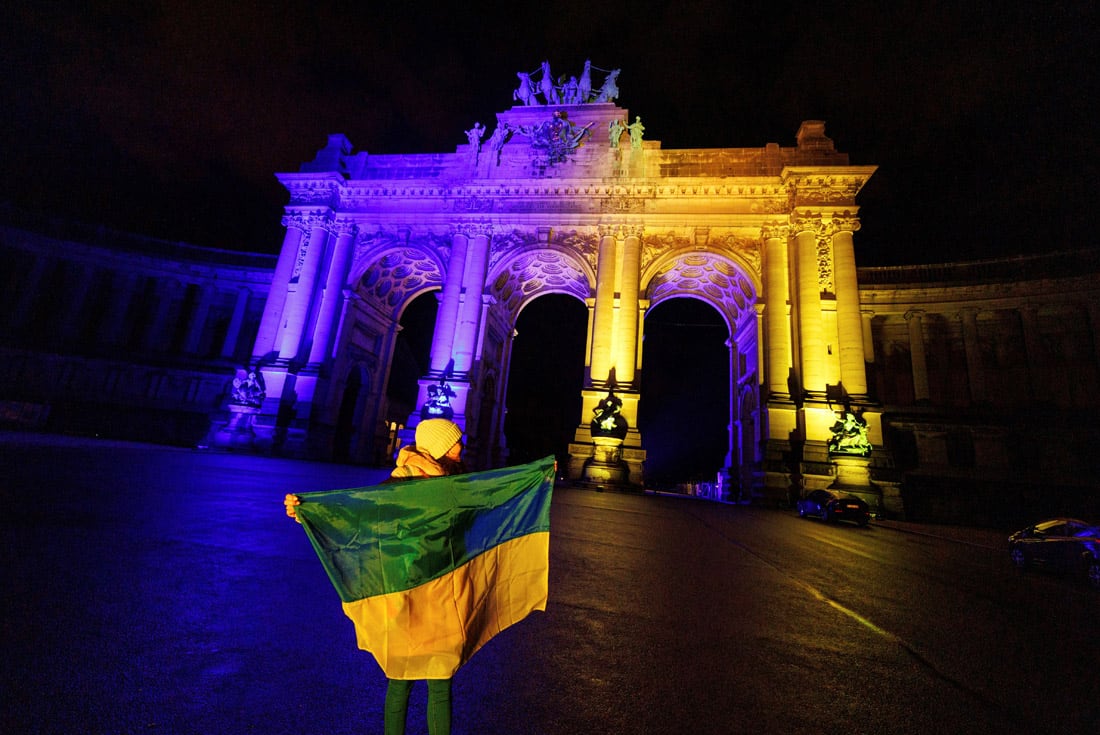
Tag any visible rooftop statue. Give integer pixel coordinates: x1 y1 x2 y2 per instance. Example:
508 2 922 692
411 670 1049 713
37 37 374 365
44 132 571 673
465 122 485 148
593 68 620 103
514 72 535 106
608 119 625 148
626 115 645 149
538 61 560 105
512 60 621 106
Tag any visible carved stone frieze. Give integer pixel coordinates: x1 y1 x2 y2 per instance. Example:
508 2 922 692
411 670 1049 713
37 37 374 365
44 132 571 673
640 231 689 274
284 180 341 206
600 197 646 214
720 234 762 275
784 173 872 207
488 229 540 275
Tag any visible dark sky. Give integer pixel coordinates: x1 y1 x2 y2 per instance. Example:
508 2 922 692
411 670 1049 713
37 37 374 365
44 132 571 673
2 1 1096 266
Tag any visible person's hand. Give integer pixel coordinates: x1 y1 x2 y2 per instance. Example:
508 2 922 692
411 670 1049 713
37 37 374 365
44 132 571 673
284 493 301 523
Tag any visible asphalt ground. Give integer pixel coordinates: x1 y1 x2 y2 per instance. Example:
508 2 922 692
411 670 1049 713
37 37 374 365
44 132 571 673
1 432 1013 735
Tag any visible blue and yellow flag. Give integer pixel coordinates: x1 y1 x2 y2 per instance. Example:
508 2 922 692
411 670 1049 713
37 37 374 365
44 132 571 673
294 456 554 679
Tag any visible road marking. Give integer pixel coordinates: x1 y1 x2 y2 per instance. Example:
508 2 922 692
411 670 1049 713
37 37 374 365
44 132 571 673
815 535 880 561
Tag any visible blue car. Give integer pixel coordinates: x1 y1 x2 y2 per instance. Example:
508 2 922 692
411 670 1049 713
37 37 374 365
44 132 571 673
1009 518 1100 589
796 489 871 526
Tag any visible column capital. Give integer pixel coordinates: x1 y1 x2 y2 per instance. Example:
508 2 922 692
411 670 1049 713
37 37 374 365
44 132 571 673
597 224 643 240
454 222 493 238
330 218 359 237
761 222 789 241
903 309 926 321
790 212 825 235
827 215 861 234
282 210 329 233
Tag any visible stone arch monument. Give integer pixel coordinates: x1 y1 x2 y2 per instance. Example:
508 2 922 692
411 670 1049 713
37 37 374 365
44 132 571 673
243 62 877 502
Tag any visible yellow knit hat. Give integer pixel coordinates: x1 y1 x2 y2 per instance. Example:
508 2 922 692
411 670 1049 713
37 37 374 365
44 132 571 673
415 419 463 459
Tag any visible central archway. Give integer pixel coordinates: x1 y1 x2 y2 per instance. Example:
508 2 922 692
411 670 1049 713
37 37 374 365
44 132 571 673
640 298 730 491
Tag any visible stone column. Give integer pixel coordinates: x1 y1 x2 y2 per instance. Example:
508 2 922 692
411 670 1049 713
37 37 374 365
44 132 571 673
754 303 765 387
144 278 180 352
831 223 867 395
1086 301 1100 376
959 307 986 403
794 221 826 395
861 311 876 364
254 218 306 358
614 233 641 384
308 224 356 364
13 255 50 329
589 234 617 384
100 271 140 346
429 231 469 373
1018 304 1044 398
183 284 215 355
58 263 95 344
904 310 930 402
727 337 739 468
763 225 791 397
221 287 252 359
279 221 331 361
453 231 491 375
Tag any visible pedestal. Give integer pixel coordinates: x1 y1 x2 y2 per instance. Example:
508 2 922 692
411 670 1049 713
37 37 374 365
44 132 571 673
581 436 630 485
211 404 260 450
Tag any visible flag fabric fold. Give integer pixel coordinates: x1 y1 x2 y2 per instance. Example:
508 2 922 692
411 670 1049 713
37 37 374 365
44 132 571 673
294 455 555 679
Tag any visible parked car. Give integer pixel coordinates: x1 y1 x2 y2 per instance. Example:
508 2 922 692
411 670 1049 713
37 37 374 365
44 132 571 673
796 489 871 526
1008 518 1100 589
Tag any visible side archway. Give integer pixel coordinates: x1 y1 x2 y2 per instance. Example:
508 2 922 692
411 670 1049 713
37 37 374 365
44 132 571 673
641 249 762 497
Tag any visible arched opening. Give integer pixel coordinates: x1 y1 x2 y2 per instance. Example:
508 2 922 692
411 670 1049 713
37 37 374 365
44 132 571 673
385 291 438 425
639 298 730 491
504 294 587 467
332 365 363 462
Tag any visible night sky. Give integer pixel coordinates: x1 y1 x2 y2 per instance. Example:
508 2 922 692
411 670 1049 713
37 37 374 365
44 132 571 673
3 3 1097 477
4 2 1096 267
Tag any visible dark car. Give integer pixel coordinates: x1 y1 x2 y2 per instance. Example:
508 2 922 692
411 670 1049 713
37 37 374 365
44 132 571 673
1008 518 1100 589
796 489 871 526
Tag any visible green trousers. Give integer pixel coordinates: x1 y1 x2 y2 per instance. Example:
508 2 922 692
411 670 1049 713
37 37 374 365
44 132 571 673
384 678 452 735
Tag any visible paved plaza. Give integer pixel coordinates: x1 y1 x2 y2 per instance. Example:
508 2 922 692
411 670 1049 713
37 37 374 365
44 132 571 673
3 433 1015 735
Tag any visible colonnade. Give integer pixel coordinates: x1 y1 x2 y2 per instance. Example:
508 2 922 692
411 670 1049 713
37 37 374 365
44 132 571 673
885 299 1100 408
8 245 259 360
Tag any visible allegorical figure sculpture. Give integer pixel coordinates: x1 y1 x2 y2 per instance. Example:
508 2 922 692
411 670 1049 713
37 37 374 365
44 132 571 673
230 368 266 408
626 115 645 149
421 379 456 420
485 122 511 165
609 119 625 148
591 385 628 440
513 109 593 165
828 410 873 456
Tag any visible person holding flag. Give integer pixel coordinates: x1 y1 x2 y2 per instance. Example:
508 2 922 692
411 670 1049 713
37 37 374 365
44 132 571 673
284 418 554 735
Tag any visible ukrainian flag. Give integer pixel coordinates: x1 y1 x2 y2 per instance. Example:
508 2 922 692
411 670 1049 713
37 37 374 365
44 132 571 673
294 456 554 679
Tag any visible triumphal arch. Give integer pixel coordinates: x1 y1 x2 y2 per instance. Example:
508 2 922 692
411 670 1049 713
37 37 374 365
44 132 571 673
247 62 878 502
